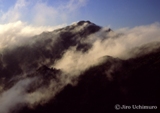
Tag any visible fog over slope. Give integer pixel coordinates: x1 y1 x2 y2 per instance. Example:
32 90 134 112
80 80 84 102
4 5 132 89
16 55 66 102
0 21 160 113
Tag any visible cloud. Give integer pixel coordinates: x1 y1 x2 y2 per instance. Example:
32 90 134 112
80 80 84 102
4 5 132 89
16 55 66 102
53 23 160 76
66 0 88 11
0 20 65 79
115 22 160 58
0 21 65 51
0 21 160 113
0 77 37 113
0 0 28 23
0 0 88 25
32 2 58 25
31 0 88 25
0 71 77 113
26 76 68 108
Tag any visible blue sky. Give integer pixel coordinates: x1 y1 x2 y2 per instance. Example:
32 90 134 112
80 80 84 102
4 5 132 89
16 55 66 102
0 0 160 29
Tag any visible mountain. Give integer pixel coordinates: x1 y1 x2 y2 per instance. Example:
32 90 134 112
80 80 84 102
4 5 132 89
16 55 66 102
0 21 102 83
0 21 159 113
19 49 160 113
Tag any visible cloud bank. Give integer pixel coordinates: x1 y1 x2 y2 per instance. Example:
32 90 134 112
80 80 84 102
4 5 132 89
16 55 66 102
0 22 160 113
53 22 160 76
0 21 65 51
0 1 159 113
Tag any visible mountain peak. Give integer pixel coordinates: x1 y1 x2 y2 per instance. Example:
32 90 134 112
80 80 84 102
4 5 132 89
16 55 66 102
77 20 92 25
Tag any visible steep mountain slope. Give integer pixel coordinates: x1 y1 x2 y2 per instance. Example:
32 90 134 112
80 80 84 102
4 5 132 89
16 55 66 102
19 47 160 113
0 21 159 113
0 21 102 83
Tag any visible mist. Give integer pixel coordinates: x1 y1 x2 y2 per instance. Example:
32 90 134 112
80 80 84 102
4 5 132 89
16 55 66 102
0 21 160 113
53 22 160 76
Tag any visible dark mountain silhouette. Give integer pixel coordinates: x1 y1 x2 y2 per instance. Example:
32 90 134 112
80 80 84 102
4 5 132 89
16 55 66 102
0 21 102 84
0 21 159 113
19 47 160 113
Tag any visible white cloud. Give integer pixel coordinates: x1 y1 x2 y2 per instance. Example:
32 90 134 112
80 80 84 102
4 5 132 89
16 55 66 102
32 2 58 25
0 0 28 23
115 22 160 58
0 22 160 113
53 23 160 76
0 77 37 113
66 0 88 11
0 73 77 113
0 21 65 51
0 1 159 111
0 0 88 25
26 77 66 108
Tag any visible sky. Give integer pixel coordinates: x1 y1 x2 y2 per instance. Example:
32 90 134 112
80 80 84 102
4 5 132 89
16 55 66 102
0 1 160 113
0 0 160 29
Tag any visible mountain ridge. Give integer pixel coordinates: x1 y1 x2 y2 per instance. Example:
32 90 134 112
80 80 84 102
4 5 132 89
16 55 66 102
0 20 159 113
